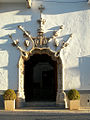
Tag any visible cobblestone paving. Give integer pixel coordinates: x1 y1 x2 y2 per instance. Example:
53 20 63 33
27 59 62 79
0 111 90 120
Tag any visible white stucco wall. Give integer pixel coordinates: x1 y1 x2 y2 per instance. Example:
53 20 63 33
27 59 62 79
0 0 90 90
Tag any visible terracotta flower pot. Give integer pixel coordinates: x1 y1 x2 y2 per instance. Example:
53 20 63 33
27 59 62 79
69 100 80 110
4 100 15 111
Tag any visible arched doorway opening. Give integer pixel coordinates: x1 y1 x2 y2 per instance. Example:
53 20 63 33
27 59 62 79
24 54 57 102
17 48 64 107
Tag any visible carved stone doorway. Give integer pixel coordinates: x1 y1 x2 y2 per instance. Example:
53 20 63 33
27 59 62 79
17 48 65 108
24 54 57 102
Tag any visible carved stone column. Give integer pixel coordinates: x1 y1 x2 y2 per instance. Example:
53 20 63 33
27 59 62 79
16 56 25 108
56 60 66 108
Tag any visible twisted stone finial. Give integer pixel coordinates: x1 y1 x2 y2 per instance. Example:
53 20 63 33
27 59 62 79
26 0 31 8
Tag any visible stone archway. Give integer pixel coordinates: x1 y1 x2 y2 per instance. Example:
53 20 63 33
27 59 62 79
16 48 65 107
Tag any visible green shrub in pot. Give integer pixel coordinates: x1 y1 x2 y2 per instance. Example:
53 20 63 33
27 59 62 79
3 89 16 111
67 89 80 110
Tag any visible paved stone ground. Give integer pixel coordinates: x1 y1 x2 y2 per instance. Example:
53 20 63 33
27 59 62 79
0 109 90 120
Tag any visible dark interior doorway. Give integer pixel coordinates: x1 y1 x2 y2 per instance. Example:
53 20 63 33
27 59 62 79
24 54 57 102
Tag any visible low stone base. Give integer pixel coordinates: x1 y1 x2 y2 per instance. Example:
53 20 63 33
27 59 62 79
16 97 25 108
0 95 4 109
80 94 90 108
56 91 66 108
16 91 25 108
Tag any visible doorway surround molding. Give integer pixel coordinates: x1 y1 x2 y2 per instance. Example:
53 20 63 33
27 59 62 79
9 5 72 108
17 47 66 107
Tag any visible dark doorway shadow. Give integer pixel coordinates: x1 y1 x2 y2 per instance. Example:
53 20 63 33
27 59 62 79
24 54 57 102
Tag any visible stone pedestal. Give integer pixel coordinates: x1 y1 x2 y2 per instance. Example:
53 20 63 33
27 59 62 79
56 90 67 108
16 91 25 108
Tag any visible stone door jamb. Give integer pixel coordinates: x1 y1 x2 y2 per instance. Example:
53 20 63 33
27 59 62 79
16 48 65 107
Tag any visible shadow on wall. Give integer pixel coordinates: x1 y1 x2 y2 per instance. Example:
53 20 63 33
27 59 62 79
0 35 19 90
0 2 90 15
0 11 46 90
67 55 90 90
0 19 38 90
79 55 90 89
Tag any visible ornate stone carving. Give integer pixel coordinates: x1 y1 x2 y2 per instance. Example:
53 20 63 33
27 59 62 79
8 5 72 108
17 48 63 107
9 5 72 57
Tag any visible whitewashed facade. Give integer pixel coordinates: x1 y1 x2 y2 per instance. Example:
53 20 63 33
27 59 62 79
0 0 90 108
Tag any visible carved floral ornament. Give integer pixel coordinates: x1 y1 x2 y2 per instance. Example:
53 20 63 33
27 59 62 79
9 5 73 61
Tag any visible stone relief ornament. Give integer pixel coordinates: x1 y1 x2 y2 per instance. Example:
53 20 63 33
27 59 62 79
24 40 30 48
9 5 72 59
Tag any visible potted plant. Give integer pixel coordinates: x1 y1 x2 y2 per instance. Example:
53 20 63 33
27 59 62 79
67 89 80 110
3 89 16 111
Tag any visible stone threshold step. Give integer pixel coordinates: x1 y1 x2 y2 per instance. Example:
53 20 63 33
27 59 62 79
25 102 56 107
22 106 64 110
